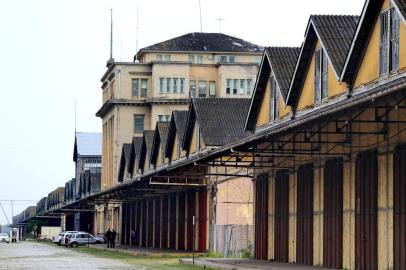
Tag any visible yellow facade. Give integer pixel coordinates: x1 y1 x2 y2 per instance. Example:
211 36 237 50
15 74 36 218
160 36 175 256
354 0 406 88
190 124 198 154
256 82 270 127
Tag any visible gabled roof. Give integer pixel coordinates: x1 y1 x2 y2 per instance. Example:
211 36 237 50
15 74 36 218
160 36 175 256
182 98 251 151
341 0 406 83
118 143 133 182
139 131 155 172
245 47 300 131
394 0 406 19
73 132 102 162
287 15 359 106
150 122 170 165
136 32 263 59
165 111 189 158
131 137 143 173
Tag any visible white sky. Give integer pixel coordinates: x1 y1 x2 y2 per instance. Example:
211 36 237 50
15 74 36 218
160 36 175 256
0 0 365 225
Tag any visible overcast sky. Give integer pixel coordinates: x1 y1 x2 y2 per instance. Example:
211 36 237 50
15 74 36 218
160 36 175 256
0 0 365 225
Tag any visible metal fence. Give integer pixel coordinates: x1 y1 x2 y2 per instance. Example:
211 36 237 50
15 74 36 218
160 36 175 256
209 224 253 258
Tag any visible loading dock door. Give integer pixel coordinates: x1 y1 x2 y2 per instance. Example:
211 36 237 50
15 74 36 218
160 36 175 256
169 195 177 249
187 191 196 251
296 163 314 265
355 151 377 270
178 193 186 250
323 158 343 269
394 145 406 270
161 197 169 249
275 170 289 262
254 174 269 260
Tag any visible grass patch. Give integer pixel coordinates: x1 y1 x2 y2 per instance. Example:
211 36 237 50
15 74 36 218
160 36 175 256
73 246 215 270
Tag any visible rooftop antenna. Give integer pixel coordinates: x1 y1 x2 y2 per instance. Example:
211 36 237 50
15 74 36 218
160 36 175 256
107 9 114 67
135 7 139 62
216 17 224 33
198 0 203 32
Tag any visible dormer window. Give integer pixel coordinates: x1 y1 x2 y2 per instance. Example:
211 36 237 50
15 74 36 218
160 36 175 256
269 75 279 121
380 8 400 75
315 48 328 102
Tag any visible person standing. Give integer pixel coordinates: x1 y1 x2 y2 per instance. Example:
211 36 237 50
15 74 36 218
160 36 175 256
130 229 136 246
111 229 117 248
105 228 111 248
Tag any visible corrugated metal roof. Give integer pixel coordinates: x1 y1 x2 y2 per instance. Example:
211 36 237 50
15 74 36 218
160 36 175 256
190 98 251 147
137 32 263 56
267 47 301 100
173 111 188 141
74 132 102 158
311 15 359 75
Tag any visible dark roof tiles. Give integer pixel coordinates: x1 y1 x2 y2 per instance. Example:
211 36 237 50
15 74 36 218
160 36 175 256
267 47 301 99
394 0 406 19
138 32 263 55
191 98 251 146
311 15 359 75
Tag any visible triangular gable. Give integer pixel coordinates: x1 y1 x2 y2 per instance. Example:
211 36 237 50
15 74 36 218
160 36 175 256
140 130 154 172
150 122 170 166
287 15 359 107
131 137 143 175
341 0 406 83
165 110 188 159
245 47 300 131
118 143 133 182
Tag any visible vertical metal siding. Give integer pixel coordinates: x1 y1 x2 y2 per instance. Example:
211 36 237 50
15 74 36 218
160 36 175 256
355 150 378 270
296 163 314 265
154 198 161 248
161 196 169 249
323 158 343 269
135 201 141 247
254 174 269 260
275 170 289 262
394 145 406 270
141 200 147 247
187 191 196 251
121 203 127 245
178 193 186 250
147 199 154 247
169 194 177 249
198 190 208 252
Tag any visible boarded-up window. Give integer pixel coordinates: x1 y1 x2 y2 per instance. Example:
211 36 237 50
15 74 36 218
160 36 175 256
355 150 377 270
296 164 313 265
323 158 343 269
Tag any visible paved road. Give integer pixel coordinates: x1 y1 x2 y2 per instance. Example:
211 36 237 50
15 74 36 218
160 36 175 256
0 241 143 270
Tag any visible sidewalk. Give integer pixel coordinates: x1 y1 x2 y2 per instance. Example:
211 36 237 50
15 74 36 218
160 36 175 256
181 258 331 270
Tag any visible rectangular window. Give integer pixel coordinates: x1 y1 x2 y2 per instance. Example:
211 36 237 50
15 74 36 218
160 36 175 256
134 115 144 133
270 76 276 121
220 56 227 63
166 78 171 93
239 79 245 94
390 8 400 72
321 50 328 100
247 79 252 95
132 79 139 97
209 81 216 97
199 81 206 97
141 79 147 97
158 115 163 122
188 55 195 63
197 55 203 64
380 11 389 75
159 78 164 94
315 49 321 102
165 115 170 122
173 78 178 93
180 78 185 93
189 80 196 97
226 79 231 94
229 55 235 63
156 54 162 61
164 54 171 61
233 79 238 95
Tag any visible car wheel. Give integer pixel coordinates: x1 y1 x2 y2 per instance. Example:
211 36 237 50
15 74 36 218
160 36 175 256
95 241 101 244
71 242 78 248
58 240 62 246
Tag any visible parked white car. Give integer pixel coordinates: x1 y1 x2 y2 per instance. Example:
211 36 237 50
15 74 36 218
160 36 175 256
67 232 104 248
0 233 10 243
52 231 77 246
